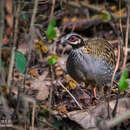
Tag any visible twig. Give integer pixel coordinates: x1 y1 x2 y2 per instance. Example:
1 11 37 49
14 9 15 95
58 80 83 110
94 109 130 130
40 119 58 130
0 0 5 85
29 0 39 32
105 4 123 118
122 4 129 70
48 65 55 110
68 1 126 19
31 100 36 130
49 0 55 23
111 42 120 93
7 0 21 88
23 0 39 87
105 109 130 128
48 0 56 110
22 0 39 127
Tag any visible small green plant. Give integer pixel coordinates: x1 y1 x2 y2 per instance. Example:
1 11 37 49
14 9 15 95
48 57 56 65
46 18 56 40
48 55 58 66
118 70 129 91
100 13 111 20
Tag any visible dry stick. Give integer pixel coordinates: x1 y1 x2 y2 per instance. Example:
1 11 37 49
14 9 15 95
104 4 123 118
48 0 56 110
7 0 20 88
119 0 123 34
26 0 39 130
40 119 58 130
93 109 130 130
24 0 39 74
48 65 54 110
58 80 83 110
0 0 5 85
109 42 120 116
68 1 126 19
49 0 55 23
0 0 13 121
31 100 36 130
122 5 129 70
104 109 130 129
23 0 39 88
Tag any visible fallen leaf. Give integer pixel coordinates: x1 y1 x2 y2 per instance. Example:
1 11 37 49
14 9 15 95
57 104 68 114
67 97 130 129
29 68 39 78
5 0 13 14
31 72 50 101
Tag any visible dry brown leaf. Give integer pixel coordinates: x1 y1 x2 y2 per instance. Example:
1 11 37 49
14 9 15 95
31 73 50 101
6 15 13 28
29 68 39 78
56 70 64 77
62 75 78 92
55 65 64 77
67 109 95 129
5 0 13 14
110 5 117 11
67 98 130 129
57 104 68 114
13 71 23 81
25 80 31 87
41 45 48 53
109 97 130 114
0 85 9 95
113 8 126 15
62 17 69 22
35 40 48 54
71 17 78 22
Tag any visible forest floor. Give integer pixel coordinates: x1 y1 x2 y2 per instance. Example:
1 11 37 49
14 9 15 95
0 0 130 130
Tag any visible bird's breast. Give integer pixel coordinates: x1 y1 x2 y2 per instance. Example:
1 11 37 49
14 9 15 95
66 49 91 82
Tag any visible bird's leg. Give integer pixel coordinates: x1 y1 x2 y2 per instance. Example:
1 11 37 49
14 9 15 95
93 87 97 98
91 86 99 105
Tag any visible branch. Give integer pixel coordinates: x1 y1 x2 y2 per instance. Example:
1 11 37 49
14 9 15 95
7 0 21 88
122 4 129 69
0 0 5 85
58 80 83 110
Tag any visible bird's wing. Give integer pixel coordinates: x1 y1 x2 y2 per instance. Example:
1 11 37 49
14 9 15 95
82 38 116 66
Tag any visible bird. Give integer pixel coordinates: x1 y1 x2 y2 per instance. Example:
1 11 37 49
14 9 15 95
61 33 116 98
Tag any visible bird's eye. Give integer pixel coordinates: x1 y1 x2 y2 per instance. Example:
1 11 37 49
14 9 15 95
68 36 77 42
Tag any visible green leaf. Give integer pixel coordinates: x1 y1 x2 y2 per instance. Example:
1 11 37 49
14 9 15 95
118 70 129 91
48 57 56 65
51 18 56 26
21 13 28 20
100 13 111 20
46 18 56 40
122 70 128 79
15 51 26 73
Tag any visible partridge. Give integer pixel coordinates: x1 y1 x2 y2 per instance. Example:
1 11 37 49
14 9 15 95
61 33 116 97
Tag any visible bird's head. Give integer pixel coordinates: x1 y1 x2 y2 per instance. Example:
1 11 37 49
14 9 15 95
61 33 84 48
